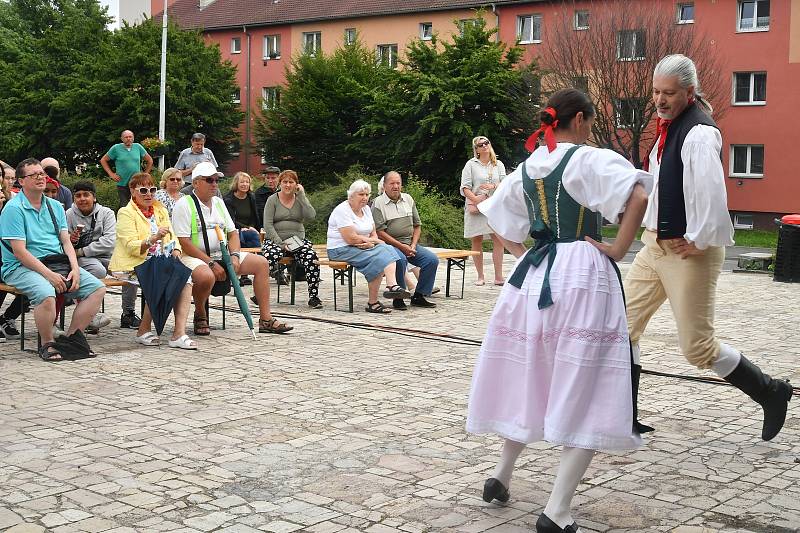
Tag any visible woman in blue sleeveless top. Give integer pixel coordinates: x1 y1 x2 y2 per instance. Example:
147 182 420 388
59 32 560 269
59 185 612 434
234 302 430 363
466 89 653 532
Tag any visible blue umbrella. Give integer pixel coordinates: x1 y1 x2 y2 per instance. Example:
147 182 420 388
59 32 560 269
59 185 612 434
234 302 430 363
134 254 192 336
214 226 257 339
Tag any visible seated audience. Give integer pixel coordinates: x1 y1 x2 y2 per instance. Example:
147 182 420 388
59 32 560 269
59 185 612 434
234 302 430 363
67 180 141 332
0 182 23 342
326 179 410 314
40 157 74 209
1 161 16 199
223 171 260 287
109 172 196 349
172 162 292 335
154 167 185 217
0 158 105 361
254 165 280 228
262 170 322 309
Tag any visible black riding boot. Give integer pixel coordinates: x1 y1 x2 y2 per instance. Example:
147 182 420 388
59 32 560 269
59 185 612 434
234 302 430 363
724 355 792 441
632 364 655 434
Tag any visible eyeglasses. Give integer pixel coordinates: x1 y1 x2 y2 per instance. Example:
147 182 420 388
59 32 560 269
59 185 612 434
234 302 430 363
475 141 491 148
136 187 158 195
22 171 47 180
203 177 220 184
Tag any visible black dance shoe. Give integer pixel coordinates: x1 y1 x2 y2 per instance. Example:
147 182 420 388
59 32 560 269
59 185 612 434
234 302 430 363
535 513 579 533
482 477 510 503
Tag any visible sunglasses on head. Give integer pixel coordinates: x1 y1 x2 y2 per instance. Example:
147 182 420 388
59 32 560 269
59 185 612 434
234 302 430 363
137 187 158 195
475 141 491 148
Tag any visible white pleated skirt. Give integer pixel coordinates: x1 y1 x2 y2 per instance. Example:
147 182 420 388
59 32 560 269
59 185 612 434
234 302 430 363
466 241 642 451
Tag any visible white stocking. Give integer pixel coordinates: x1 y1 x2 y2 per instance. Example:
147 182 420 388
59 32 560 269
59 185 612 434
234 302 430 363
712 343 742 378
543 446 594 529
491 438 526 488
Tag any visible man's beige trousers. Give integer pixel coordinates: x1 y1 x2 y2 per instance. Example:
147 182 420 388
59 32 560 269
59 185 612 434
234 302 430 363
624 230 726 370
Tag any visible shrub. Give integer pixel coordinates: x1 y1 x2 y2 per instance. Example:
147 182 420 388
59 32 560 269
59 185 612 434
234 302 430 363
304 166 468 249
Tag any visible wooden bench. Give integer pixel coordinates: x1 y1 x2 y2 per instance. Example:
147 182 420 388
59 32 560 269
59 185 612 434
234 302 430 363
248 245 479 313
0 278 129 352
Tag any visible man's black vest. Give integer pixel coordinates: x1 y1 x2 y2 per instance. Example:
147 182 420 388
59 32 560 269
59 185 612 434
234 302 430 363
652 103 718 239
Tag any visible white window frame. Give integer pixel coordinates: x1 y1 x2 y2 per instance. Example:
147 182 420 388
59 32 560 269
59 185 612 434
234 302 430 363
232 88 241 104
344 28 356 45
261 86 280 110
732 72 767 105
376 44 399 69
420 22 433 41
303 31 322 56
737 0 769 32
729 144 765 178
616 29 645 61
458 18 478 34
574 10 589 31
733 213 755 230
230 37 241 54
676 3 694 24
517 14 542 44
614 98 642 129
263 34 281 60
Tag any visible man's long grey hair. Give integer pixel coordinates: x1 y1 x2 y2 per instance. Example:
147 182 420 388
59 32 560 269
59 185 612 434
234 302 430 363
654 54 713 115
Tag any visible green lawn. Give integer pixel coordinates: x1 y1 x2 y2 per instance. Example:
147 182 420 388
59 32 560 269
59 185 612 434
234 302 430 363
601 226 778 249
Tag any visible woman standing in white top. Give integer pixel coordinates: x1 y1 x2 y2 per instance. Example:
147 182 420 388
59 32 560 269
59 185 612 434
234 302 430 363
460 136 507 286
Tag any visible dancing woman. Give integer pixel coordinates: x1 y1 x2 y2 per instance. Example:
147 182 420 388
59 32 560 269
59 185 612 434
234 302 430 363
466 88 652 532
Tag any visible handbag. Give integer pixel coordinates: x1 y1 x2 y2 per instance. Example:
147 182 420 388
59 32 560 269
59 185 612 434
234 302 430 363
190 194 231 297
283 235 305 252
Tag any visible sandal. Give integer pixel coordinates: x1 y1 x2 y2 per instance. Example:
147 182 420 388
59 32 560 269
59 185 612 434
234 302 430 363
168 334 198 350
135 331 161 346
193 316 211 336
259 318 293 334
494 279 505 286
365 301 392 314
383 285 411 299
38 341 62 362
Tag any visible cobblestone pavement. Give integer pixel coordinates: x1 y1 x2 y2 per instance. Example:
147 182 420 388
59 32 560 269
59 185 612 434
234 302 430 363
1 256 798 533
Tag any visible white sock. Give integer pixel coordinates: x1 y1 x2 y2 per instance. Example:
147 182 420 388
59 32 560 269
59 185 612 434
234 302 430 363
543 447 594 528
632 343 641 365
491 439 526 488
712 343 742 378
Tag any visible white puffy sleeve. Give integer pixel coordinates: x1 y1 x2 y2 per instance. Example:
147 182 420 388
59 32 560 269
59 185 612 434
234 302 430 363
562 147 654 224
477 165 530 243
681 125 734 249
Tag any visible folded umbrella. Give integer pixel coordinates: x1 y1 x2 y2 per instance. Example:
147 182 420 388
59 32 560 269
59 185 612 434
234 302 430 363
214 226 257 339
134 254 192 336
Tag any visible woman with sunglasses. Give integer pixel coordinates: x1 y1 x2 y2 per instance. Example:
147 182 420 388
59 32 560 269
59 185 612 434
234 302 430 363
109 172 196 349
154 167 185 217
461 136 507 286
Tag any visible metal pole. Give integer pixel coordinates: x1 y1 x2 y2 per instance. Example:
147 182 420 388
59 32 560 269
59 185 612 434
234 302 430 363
158 0 168 171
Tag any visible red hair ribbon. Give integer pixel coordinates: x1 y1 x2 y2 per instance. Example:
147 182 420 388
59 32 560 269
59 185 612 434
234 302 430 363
525 107 559 153
45 177 60 188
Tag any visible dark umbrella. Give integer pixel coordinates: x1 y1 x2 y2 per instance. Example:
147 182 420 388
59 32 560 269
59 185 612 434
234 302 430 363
134 254 192 336
214 226 257 339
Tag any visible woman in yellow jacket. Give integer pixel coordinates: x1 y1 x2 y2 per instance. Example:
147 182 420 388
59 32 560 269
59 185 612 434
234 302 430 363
110 172 196 349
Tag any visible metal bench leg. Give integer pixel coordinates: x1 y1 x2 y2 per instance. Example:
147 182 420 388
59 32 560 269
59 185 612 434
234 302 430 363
332 268 339 311
446 259 453 297
446 258 467 299
347 266 354 313
222 294 226 330
290 261 296 305
20 297 27 352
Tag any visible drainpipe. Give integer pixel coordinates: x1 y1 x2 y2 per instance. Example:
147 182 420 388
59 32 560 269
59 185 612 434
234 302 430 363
243 25 251 173
491 3 499 42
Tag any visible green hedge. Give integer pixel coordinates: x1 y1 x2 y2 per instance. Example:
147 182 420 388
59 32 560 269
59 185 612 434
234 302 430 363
304 166 468 249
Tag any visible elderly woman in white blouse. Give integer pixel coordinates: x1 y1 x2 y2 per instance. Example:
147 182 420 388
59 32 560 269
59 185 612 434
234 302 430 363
326 179 411 314
461 136 507 286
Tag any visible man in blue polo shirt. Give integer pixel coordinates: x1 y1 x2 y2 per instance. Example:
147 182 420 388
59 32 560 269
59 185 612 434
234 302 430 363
100 130 153 207
0 158 105 361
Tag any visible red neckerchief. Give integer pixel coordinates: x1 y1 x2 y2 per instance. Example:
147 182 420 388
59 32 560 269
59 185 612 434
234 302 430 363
655 118 672 164
525 107 559 153
136 203 154 219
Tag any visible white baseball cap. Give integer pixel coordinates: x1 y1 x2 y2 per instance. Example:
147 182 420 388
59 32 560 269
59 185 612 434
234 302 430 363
192 161 222 179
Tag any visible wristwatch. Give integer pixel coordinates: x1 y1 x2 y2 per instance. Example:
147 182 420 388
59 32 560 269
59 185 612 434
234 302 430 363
207 259 216 268
230 252 241 258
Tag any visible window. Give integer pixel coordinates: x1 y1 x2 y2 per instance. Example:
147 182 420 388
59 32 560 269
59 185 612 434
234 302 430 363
617 29 645 61
574 10 589 30
730 145 764 177
738 0 769 31
615 98 643 128
377 44 399 69
677 3 694 24
231 37 241 54
228 140 240 156
733 72 766 104
420 22 433 41
517 14 542 43
262 86 280 110
572 76 589 95
733 213 754 230
344 28 356 45
263 34 280 59
232 88 240 104
303 31 321 56
458 18 478 33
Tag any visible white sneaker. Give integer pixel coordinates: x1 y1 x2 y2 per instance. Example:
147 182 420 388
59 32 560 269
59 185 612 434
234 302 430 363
89 313 111 329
